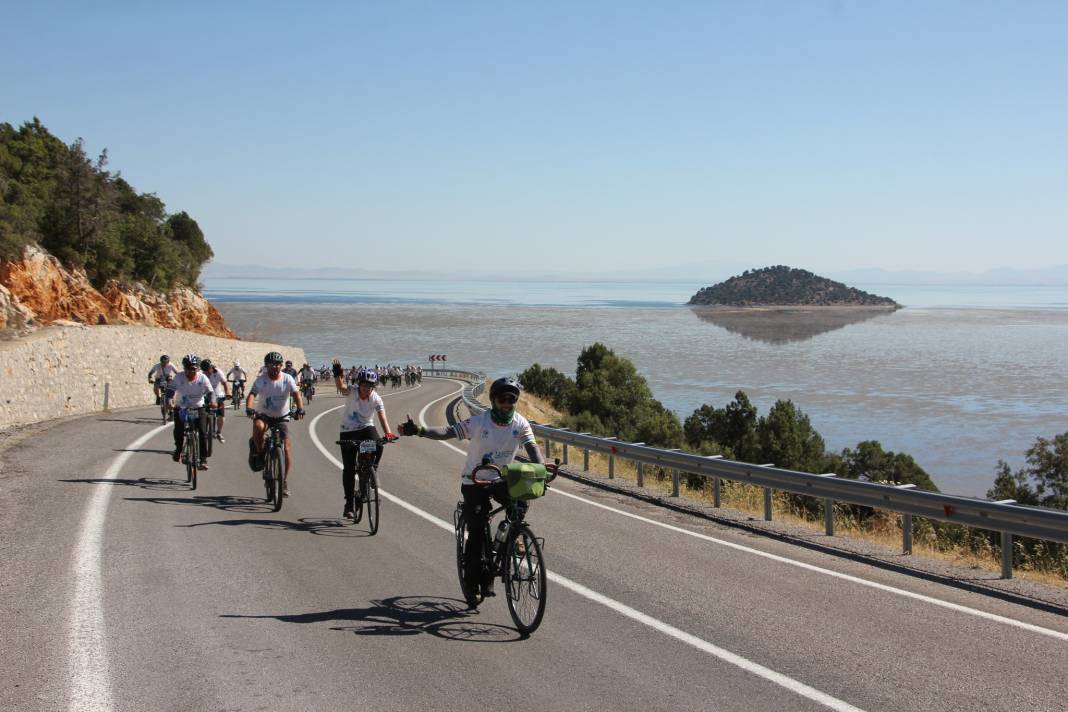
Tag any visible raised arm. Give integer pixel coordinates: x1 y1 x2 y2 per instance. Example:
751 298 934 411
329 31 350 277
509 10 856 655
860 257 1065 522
398 415 456 440
332 358 351 396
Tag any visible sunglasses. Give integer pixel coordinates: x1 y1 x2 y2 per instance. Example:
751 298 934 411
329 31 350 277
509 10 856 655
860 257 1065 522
494 394 518 405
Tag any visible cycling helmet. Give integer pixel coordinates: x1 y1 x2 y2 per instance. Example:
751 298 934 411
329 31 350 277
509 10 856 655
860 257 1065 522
160 354 170 362
181 354 200 369
200 358 213 372
264 351 284 365
233 361 241 368
489 377 521 401
357 368 379 385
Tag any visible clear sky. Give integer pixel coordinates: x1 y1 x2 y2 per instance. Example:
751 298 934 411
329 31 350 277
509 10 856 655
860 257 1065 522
4 1 1066 274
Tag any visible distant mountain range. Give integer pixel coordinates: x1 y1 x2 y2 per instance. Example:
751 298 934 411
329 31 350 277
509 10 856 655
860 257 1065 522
203 261 1068 285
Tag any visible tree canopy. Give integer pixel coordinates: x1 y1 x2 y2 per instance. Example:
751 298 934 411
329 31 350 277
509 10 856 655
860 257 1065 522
0 118 212 290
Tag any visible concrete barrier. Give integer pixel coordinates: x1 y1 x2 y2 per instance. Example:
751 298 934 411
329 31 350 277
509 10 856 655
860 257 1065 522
0 324 307 429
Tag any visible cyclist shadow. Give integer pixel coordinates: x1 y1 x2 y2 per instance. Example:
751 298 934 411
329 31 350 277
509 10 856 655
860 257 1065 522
124 494 276 514
61 476 191 491
177 516 370 536
222 595 521 642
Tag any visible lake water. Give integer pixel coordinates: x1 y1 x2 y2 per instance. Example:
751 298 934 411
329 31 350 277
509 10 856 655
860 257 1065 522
206 278 1068 498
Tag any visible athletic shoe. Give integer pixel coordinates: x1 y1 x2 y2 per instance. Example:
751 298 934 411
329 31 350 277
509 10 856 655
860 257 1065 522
198 461 209 470
216 434 225 443
480 581 496 598
282 487 290 497
343 499 355 519
155 395 162 406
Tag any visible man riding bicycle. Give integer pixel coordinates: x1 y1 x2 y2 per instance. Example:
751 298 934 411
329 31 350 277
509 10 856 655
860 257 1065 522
226 361 247 403
332 360 397 519
169 354 215 470
148 354 178 405
400 376 544 603
247 351 305 497
200 358 231 443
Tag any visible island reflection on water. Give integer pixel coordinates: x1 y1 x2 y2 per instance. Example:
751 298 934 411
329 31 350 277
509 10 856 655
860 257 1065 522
689 306 897 343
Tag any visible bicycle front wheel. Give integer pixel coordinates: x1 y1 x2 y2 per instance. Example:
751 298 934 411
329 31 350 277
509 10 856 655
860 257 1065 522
504 524 547 636
454 513 477 604
204 416 214 458
185 436 198 489
270 445 284 512
366 468 379 535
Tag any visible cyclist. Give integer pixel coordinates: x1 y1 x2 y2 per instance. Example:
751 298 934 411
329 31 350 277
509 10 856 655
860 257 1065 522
169 354 215 470
299 362 317 400
331 359 397 519
147 354 178 405
400 376 544 602
200 359 230 443
246 352 305 496
282 360 299 381
226 361 248 404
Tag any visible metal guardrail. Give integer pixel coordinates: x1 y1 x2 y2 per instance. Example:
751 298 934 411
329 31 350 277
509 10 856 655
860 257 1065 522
428 369 1068 579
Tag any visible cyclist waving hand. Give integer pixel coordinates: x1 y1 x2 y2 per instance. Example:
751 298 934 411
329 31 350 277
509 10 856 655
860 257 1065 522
400 377 544 600
333 359 397 519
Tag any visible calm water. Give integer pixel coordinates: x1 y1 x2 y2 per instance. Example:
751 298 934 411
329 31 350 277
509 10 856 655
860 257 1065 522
208 279 1068 497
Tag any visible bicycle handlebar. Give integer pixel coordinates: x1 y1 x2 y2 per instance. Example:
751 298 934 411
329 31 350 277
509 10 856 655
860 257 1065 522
469 459 561 485
335 437 395 448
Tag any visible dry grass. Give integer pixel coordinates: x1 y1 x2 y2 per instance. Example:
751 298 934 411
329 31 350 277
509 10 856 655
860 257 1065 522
508 390 1067 587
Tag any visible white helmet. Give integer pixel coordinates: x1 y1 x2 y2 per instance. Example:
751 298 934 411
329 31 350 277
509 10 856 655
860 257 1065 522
234 361 241 368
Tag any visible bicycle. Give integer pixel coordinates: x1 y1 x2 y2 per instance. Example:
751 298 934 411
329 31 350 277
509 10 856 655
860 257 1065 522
301 381 315 404
336 437 392 534
453 460 558 636
204 405 218 458
230 380 245 410
156 378 174 423
259 412 294 512
179 407 203 490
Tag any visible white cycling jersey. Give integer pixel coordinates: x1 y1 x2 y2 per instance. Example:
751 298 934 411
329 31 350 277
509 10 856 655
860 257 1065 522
250 373 299 418
340 389 384 432
149 363 179 381
206 370 228 398
226 366 247 383
453 410 536 484
169 371 214 410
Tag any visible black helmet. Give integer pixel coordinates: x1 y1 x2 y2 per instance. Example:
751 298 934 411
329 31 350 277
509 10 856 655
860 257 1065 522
264 351 284 365
200 358 213 372
160 354 170 362
489 376 521 401
181 354 199 369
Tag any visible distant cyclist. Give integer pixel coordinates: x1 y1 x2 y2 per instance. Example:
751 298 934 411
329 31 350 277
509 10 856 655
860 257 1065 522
148 354 178 405
226 361 248 403
400 376 544 602
200 358 230 443
169 354 215 470
247 352 305 496
332 359 397 519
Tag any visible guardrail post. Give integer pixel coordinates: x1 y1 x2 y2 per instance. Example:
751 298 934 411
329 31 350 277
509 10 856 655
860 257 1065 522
819 474 836 536
606 437 617 479
763 488 773 521
545 438 553 460
637 462 644 488
103 382 110 412
1001 532 1013 579
897 484 918 554
672 469 680 497
563 443 569 465
583 448 589 471
713 477 721 507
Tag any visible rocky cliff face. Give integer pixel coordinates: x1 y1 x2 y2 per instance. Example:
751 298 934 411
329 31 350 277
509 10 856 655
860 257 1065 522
0 246 235 338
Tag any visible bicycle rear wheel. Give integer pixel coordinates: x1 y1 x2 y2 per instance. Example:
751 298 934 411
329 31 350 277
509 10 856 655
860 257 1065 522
185 435 198 489
504 524 547 636
366 468 380 535
270 444 284 512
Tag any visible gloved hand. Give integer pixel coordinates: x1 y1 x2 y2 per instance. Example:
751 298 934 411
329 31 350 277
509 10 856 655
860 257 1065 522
245 407 256 418
398 417 419 437
293 408 306 421
385 432 398 442
332 358 343 378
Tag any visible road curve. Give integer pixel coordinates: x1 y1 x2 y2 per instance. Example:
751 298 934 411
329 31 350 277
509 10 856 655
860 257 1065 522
2 378 1067 712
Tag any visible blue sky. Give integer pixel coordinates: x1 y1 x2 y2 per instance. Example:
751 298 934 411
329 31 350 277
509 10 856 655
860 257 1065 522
4 1 1067 275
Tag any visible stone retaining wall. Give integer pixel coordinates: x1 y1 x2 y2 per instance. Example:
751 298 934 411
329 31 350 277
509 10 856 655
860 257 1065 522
0 324 306 429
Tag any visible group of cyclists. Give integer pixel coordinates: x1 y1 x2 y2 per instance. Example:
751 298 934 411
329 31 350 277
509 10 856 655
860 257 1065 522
339 364 423 389
149 350 544 606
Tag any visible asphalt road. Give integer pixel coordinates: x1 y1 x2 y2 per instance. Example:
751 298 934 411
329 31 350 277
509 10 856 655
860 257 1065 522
3 378 1067 711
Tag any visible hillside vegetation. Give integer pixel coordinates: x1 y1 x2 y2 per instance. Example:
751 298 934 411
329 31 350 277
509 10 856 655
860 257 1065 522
0 118 212 290
689 266 899 308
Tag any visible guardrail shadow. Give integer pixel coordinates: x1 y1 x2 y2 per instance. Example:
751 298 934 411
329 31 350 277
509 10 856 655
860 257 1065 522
176 516 369 537
97 417 166 425
221 595 519 642
61 476 190 491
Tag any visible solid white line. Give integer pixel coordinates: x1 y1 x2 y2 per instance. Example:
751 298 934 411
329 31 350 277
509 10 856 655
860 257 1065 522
68 423 170 712
310 389 866 712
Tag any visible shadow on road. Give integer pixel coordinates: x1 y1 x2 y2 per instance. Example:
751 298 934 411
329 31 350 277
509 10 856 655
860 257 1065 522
61 476 190 491
97 417 166 425
221 595 520 642
177 516 371 537
112 448 173 455
125 494 274 514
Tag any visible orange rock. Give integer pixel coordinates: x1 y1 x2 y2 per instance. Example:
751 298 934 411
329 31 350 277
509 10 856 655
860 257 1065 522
0 246 237 339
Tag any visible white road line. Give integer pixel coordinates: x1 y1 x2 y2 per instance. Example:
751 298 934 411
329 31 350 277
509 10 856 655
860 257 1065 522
69 423 170 712
309 391 866 712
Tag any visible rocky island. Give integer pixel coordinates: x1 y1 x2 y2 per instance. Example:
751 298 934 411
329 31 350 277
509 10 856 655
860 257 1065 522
688 266 900 309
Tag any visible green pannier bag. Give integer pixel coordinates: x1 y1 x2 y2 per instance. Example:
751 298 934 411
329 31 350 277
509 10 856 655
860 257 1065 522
504 462 549 500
